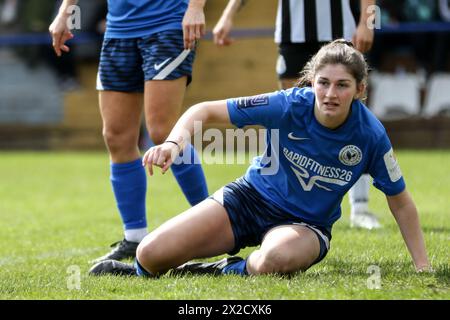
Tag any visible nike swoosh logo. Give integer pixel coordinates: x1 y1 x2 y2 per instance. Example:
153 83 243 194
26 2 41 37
288 132 309 141
154 58 171 71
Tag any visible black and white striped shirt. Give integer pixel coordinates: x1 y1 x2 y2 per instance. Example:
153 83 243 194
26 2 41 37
275 0 359 44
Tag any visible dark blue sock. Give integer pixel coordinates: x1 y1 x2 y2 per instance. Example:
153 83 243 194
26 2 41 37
171 143 208 206
222 259 248 276
110 158 147 230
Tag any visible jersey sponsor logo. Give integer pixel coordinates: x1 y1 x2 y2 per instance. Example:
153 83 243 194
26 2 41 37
383 148 402 182
236 94 269 109
288 132 310 141
283 147 351 192
290 165 348 191
338 145 362 166
154 57 171 71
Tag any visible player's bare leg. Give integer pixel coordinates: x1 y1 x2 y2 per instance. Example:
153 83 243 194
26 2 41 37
171 224 322 277
136 199 235 275
100 91 143 163
89 199 235 276
144 77 209 206
143 78 186 145
90 90 145 264
246 225 320 275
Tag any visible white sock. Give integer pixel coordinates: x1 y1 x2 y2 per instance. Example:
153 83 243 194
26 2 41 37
124 228 148 243
349 174 371 213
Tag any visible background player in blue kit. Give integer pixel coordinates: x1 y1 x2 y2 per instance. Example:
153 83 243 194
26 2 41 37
90 39 431 277
213 0 381 230
49 0 209 262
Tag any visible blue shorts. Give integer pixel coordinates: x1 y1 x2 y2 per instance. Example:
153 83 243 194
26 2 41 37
211 177 332 266
97 29 195 92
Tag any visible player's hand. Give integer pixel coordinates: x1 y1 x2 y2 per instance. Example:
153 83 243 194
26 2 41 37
213 17 234 46
182 3 206 50
142 142 181 176
352 23 374 54
49 14 74 57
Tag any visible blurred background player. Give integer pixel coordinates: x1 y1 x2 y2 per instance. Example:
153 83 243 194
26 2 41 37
212 0 381 229
49 0 209 262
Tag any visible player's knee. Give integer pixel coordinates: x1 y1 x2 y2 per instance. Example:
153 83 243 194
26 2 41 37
252 249 300 275
136 234 167 273
102 128 136 153
146 125 170 145
136 237 158 270
136 246 150 272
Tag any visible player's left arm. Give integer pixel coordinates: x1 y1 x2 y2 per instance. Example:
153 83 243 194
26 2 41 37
386 189 432 272
183 0 207 50
352 0 376 53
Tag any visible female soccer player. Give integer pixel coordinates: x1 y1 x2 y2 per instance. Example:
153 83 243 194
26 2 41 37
90 39 431 277
213 0 380 230
49 0 209 262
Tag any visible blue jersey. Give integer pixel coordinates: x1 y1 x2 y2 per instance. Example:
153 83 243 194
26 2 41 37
106 0 189 39
227 87 406 228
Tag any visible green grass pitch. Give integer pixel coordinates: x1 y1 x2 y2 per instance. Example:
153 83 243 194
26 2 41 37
0 150 448 299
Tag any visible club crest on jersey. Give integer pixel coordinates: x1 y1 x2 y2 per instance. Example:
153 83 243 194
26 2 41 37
236 94 269 109
338 145 362 166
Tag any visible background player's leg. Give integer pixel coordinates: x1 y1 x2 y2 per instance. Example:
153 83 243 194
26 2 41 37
144 78 208 206
349 174 381 229
100 91 142 163
93 90 148 262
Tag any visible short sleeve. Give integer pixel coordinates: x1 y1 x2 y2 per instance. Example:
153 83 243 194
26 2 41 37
367 133 406 196
226 90 292 129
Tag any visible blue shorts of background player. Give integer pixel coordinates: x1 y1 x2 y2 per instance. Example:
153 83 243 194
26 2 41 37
97 29 196 92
